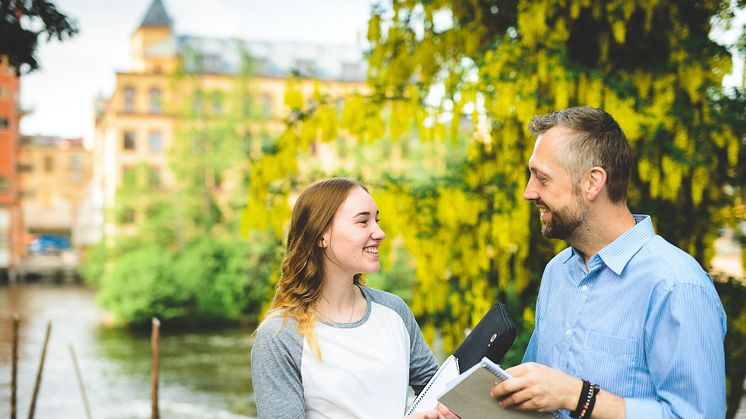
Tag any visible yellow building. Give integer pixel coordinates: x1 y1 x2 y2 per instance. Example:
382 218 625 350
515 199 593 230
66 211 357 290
92 0 366 240
17 136 92 246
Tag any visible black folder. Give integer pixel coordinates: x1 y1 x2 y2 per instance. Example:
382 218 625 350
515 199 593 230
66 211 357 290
453 303 517 372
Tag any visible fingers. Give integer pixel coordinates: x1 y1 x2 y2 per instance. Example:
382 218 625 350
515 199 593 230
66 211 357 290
495 387 535 409
490 375 528 399
435 402 461 419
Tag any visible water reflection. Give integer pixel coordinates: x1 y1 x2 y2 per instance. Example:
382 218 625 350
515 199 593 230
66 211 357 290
0 283 256 418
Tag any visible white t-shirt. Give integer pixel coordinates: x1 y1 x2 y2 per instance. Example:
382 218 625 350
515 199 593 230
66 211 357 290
252 286 438 419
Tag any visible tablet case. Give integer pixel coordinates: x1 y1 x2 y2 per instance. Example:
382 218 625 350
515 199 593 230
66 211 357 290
453 303 517 371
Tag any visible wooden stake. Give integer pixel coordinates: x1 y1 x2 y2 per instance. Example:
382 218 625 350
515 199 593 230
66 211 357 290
27 321 51 419
69 344 92 419
150 318 161 419
11 314 19 419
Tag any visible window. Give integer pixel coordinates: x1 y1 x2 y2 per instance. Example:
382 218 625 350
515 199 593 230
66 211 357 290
261 93 273 117
44 156 54 173
0 117 8 129
70 155 83 181
0 85 7 98
123 87 135 113
148 131 163 152
123 131 136 150
0 176 8 193
149 88 162 113
201 54 221 73
295 59 316 76
16 163 33 173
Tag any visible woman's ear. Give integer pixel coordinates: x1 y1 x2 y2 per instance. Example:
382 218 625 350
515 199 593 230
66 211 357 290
319 230 330 248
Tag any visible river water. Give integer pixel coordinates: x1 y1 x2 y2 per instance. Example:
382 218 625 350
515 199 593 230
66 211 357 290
0 283 256 418
2 283 745 419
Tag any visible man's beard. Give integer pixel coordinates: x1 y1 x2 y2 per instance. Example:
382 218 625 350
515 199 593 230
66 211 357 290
540 197 587 240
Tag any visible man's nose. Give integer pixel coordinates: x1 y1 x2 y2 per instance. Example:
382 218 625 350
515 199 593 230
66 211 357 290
523 180 538 201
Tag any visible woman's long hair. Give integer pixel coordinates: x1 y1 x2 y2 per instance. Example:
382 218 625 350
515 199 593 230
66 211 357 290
263 178 367 358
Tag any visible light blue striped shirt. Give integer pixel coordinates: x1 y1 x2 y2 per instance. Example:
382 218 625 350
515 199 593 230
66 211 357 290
524 214 726 419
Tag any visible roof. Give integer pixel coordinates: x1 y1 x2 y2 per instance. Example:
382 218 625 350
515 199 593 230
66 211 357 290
139 0 172 28
174 36 366 81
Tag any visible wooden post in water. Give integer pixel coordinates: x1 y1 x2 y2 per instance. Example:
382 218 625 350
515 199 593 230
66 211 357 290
150 318 161 419
11 314 19 419
27 321 51 419
69 344 92 419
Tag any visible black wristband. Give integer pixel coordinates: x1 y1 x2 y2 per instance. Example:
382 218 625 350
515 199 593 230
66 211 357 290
584 384 601 418
571 380 591 418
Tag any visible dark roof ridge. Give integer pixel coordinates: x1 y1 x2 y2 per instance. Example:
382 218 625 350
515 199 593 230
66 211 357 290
139 0 172 28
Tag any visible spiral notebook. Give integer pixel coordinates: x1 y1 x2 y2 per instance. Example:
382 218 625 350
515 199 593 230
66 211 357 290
438 357 550 418
406 303 517 415
406 355 460 415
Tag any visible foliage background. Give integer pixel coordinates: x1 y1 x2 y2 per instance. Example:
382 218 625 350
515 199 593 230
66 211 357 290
82 0 746 416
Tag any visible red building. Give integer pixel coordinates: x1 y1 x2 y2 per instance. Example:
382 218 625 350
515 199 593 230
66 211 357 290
0 57 23 280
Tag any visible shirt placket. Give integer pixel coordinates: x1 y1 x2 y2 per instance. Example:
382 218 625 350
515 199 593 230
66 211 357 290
560 254 602 376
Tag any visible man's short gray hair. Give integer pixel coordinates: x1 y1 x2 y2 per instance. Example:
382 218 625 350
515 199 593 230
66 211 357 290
528 106 633 203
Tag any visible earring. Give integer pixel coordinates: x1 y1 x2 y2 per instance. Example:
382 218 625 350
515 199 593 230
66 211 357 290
319 239 326 248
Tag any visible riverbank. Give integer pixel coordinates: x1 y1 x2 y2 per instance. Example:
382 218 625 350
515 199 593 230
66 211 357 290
0 283 256 418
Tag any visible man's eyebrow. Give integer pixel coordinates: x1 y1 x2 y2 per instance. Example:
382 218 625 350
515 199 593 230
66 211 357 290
529 166 550 178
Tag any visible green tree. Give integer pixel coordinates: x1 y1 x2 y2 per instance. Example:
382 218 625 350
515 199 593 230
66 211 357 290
83 50 279 326
0 0 78 74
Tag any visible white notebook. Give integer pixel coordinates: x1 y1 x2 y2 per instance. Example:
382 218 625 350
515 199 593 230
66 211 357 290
406 355 460 415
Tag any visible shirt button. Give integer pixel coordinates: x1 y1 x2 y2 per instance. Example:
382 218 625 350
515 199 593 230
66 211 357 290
565 329 573 336
580 285 589 292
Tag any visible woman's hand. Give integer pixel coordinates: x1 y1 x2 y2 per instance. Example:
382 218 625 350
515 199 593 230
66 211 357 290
404 409 438 419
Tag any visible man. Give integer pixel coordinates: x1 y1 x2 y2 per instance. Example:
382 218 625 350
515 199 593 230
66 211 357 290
439 106 726 419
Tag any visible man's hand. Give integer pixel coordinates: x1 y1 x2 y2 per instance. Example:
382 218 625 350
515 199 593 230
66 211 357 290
490 362 582 413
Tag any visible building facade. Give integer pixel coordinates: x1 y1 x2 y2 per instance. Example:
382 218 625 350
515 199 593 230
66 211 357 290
0 57 23 279
92 0 367 240
17 136 92 246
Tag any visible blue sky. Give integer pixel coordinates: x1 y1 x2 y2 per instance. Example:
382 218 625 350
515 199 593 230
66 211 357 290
19 0 374 140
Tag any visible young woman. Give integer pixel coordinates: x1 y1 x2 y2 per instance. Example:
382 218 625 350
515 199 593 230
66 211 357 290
251 178 440 419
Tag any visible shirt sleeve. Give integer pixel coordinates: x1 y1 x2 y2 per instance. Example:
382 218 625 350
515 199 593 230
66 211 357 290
251 317 306 419
627 281 727 419
403 304 439 394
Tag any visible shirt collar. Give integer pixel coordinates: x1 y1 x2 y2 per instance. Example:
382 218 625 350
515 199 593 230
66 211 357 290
563 214 655 275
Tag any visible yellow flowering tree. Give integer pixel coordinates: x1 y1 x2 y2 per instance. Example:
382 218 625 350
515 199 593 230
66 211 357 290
243 0 745 412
